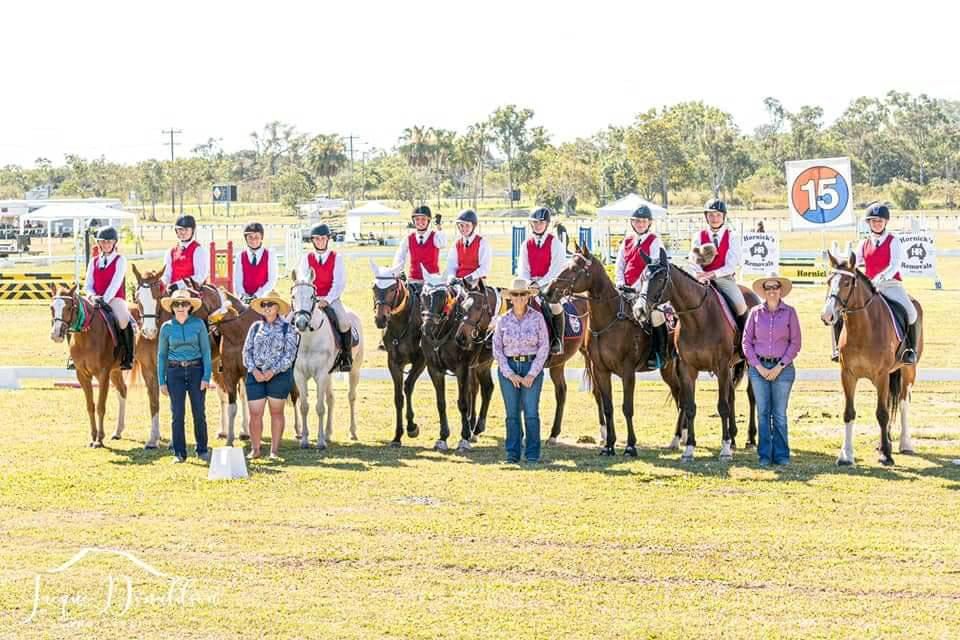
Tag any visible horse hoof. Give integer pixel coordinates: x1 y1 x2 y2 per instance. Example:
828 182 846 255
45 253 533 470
745 442 755 450
599 447 615 457
719 454 733 462
680 455 694 463
239 434 250 441
546 437 558 446
879 456 895 466
111 435 121 441
316 443 327 451
299 441 311 450
92 442 104 449
407 425 420 438
469 435 478 443
623 446 638 457
899 448 915 455
144 444 158 450
216 433 227 440
389 440 402 448
434 440 448 452
836 458 854 467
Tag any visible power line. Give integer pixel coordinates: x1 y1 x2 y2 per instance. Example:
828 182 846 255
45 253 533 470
162 128 182 214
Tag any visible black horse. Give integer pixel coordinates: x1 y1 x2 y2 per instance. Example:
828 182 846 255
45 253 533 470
419 278 496 453
372 270 427 447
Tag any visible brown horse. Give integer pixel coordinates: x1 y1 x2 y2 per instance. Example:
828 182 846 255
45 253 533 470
636 247 759 462
371 269 427 447
821 253 924 466
50 285 129 447
548 244 682 456
457 284 592 445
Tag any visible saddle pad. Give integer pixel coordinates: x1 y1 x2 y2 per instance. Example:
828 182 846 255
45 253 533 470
709 287 737 332
562 300 584 340
96 307 119 347
879 295 907 342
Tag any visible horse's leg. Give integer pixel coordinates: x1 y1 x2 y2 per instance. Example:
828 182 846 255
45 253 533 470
717 367 733 461
315 375 328 450
94 370 110 447
143 363 161 449
899 375 915 454
238 384 250 440
621 367 638 457
296 373 311 449
474 365 494 437
467 369 480 442
596 369 616 456
347 365 360 441
837 369 857 466
290 383 301 440
404 357 426 439
324 376 335 445
388 359 406 446
875 375 894 466
110 368 127 440
215 383 229 439
455 367 473 452
547 365 566 445
746 376 757 449
78 371 98 447
428 366 449 451
226 385 238 447
678 362 698 462
664 363 683 450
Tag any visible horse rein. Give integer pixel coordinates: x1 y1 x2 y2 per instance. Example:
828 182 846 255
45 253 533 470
828 269 877 315
291 281 321 331
644 261 708 316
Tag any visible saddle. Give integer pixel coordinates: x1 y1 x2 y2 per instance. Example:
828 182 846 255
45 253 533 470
879 294 910 342
89 298 121 348
320 306 360 347
706 282 738 332
529 297 586 341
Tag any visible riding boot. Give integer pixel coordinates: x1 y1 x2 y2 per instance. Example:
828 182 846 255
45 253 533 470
831 319 844 362
647 324 668 369
550 314 565 356
120 325 135 370
338 328 354 372
901 322 919 365
735 311 749 355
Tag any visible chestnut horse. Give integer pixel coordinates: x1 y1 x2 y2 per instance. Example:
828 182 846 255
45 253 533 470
821 252 924 466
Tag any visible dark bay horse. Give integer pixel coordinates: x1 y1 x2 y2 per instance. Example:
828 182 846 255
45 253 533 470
821 252 924 466
457 284 592 445
636 247 759 462
419 277 495 453
371 267 427 447
50 285 129 447
548 244 683 456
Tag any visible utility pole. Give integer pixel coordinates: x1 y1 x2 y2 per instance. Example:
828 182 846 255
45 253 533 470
342 133 362 208
162 128 182 214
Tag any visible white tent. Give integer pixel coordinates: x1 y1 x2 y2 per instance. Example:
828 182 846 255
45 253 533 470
596 193 667 219
345 201 400 241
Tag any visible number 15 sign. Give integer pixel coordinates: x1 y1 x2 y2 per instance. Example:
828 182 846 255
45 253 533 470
786 157 855 230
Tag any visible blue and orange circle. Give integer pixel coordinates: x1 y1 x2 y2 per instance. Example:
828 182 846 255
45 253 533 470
790 166 849 224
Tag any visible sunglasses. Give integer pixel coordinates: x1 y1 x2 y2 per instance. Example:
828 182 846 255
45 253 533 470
172 301 192 308
763 284 781 291
260 302 277 308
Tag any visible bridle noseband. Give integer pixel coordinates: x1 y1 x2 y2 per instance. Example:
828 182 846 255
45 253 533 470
827 269 876 314
291 281 320 331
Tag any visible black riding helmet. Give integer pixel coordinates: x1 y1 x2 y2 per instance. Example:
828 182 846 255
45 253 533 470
412 204 432 219
631 205 653 220
528 206 552 223
175 215 196 229
456 209 478 226
243 222 265 236
704 198 727 215
865 202 891 221
96 226 119 242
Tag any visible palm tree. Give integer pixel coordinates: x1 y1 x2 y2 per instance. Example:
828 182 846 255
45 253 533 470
306 134 348 196
429 128 455 206
399 126 433 169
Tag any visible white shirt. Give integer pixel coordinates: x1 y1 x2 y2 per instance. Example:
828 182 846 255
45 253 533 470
688 227 740 279
445 232 492 281
233 246 279 298
518 232 567 288
161 240 210 289
388 229 446 277
615 231 665 287
84 252 127 303
297 250 347 304
856 231 903 282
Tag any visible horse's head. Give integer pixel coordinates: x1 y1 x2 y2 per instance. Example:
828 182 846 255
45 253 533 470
50 284 79 343
822 250 866 326
455 285 494 350
420 279 457 335
290 269 318 333
548 243 597 301
636 247 668 323
187 280 229 322
370 260 406 330
132 263 165 339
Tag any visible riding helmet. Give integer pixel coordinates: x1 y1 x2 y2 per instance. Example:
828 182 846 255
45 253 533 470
243 222 265 236
96 226 119 241
864 202 891 221
456 209 479 226
310 224 332 238
704 198 727 215
412 205 432 219
631 205 653 220
175 215 197 229
528 206 552 223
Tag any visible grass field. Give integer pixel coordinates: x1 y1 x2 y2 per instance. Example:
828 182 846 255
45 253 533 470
1 222 959 638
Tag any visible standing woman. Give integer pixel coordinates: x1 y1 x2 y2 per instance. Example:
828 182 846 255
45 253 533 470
493 278 550 464
158 289 212 463
242 291 299 460
742 275 802 466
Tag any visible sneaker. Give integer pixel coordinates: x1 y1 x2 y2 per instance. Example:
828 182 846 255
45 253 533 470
505 458 520 464
197 450 211 462
758 458 772 467
173 455 186 464
774 459 790 466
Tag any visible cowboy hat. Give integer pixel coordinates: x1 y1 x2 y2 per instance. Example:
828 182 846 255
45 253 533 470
504 278 535 297
751 274 793 297
160 288 202 312
250 290 291 316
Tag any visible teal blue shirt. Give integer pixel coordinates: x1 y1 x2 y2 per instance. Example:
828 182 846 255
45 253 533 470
157 315 212 385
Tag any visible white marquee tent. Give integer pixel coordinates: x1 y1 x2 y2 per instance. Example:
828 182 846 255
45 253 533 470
345 201 400 241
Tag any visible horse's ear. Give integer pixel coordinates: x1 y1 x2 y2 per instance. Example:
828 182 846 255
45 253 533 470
582 243 593 259
848 251 857 268
69 283 77 294
827 252 839 268
573 240 581 254
131 263 142 282
658 246 667 264
290 269 297 282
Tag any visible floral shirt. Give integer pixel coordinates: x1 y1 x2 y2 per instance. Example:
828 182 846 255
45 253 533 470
242 318 299 374
492 308 550 377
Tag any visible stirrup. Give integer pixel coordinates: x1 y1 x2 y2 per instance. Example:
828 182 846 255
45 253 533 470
831 351 840 363
900 348 917 364
550 339 562 355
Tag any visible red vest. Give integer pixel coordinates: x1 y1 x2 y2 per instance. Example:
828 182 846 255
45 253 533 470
699 229 730 272
455 236 482 278
526 235 554 278
308 251 337 296
863 236 902 281
93 255 126 300
241 249 270 295
170 241 200 283
623 234 657 285
408 232 440 280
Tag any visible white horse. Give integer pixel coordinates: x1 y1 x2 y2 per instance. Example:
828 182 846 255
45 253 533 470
290 272 364 449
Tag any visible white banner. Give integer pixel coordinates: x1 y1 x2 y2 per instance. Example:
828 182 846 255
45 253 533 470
899 233 937 278
786 157 855 230
740 232 780 275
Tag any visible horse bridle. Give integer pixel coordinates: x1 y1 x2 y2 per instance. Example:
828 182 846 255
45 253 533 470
136 280 164 324
421 284 460 345
291 281 321 331
459 289 494 344
827 269 876 314
373 277 408 317
642 260 708 316
51 293 83 334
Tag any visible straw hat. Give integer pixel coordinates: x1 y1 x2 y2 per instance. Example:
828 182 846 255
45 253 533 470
504 278 535 297
751 274 793 297
160 288 202 313
250 290 291 316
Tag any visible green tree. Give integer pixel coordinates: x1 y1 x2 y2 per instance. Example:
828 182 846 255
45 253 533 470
274 166 314 214
625 107 690 206
306 134 348 196
489 105 536 199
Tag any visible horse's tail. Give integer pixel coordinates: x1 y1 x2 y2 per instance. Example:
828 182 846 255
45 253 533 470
889 368 903 420
127 357 141 387
578 353 593 393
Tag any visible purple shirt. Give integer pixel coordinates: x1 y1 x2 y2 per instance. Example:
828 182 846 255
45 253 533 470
742 302 802 368
493 307 550 378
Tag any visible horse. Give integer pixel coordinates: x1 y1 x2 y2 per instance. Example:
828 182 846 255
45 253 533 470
634 247 759 461
290 271 364 450
419 273 495 453
820 252 924 466
50 285 129 447
457 281 592 445
548 244 683 456
370 263 427 447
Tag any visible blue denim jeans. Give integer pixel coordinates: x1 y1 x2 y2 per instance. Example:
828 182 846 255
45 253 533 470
166 363 209 458
748 363 795 464
497 358 544 462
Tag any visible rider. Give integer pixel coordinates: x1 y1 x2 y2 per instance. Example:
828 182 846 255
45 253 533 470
83 226 135 370
517 206 566 355
688 198 748 332
445 208 491 290
388 204 444 290
297 224 353 372
616 205 668 368
233 222 278 304
161 214 209 290
854 202 918 364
